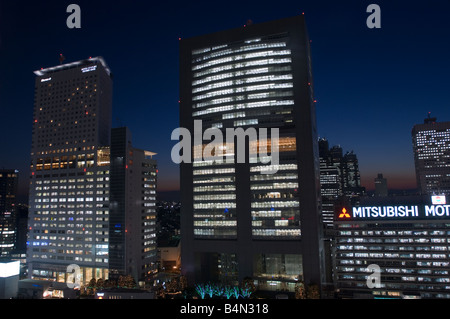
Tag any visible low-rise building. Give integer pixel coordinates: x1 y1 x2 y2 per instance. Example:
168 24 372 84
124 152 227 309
334 195 450 299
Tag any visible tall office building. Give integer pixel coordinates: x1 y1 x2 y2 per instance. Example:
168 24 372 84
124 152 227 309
0 169 19 257
179 15 324 292
318 138 364 292
28 57 113 284
319 139 342 229
109 127 158 283
374 173 388 197
342 151 364 197
412 116 450 195
318 138 365 229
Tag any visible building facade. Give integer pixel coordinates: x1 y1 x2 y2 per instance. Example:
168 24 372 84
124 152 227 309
318 138 365 229
412 117 450 196
334 195 450 299
0 170 19 257
179 15 324 292
28 57 113 284
374 173 388 197
318 139 341 229
109 127 158 283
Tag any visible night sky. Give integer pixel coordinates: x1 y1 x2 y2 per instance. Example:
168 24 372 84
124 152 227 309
1 0 450 202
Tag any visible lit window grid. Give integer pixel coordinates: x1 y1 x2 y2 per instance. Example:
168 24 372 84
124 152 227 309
192 41 286 60
192 82 293 101
28 167 110 264
192 47 290 71
193 91 293 109
335 222 450 296
192 66 292 86
192 100 294 117
250 160 300 239
192 74 293 94
189 36 299 240
192 58 292 78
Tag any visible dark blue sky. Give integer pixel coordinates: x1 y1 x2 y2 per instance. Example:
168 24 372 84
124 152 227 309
1 0 450 201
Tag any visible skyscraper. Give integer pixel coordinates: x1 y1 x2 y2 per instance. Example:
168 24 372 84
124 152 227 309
318 138 364 292
28 57 113 284
179 15 324 292
374 173 388 197
318 139 342 229
318 138 365 229
109 127 158 283
342 151 364 197
0 169 19 257
412 116 450 195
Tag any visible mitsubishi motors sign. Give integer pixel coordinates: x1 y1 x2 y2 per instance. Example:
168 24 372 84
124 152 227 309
336 196 450 221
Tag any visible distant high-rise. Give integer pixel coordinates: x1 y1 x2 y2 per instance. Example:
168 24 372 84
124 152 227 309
318 139 341 228
179 15 324 292
28 57 113 284
412 116 450 195
0 169 19 257
374 173 388 197
318 138 365 229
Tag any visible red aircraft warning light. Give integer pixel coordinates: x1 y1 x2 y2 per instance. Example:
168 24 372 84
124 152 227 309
338 207 351 218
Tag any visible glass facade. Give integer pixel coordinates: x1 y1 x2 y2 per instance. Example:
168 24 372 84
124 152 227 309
254 253 303 292
180 16 323 289
191 34 301 240
335 220 450 298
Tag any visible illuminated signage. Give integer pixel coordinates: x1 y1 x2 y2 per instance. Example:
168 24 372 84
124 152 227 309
40 77 52 82
338 208 351 218
340 204 450 220
352 206 419 218
425 205 450 217
0 261 20 278
81 65 97 73
432 195 446 205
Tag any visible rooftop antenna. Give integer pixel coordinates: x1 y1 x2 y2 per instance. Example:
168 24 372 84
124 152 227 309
59 53 66 64
424 111 437 124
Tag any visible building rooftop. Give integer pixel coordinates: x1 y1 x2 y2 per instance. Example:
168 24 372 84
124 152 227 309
34 56 111 77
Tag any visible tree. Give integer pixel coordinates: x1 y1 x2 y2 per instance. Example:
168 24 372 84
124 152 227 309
306 284 320 299
242 277 256 294
103 279 116 289
118 275 136 289
295 281 306 299
86 278 97 295
96 278 105 290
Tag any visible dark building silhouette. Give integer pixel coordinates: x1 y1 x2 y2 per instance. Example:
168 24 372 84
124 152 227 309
374 173 388 197
109 127 158 283
318 138 365 229
0 169 19 257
